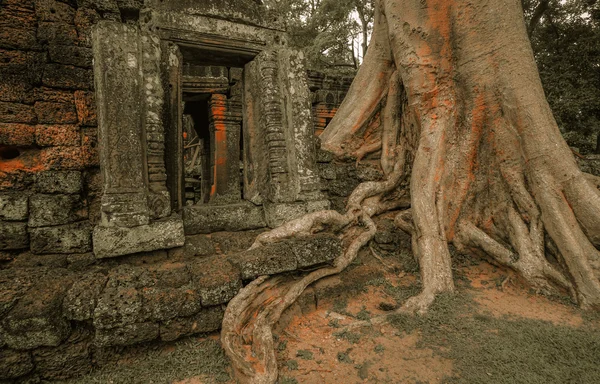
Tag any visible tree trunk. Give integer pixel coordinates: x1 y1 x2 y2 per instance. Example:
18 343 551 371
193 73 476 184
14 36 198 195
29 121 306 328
221 0 600 382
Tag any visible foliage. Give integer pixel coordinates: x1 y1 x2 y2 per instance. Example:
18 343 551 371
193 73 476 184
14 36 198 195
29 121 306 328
264 0 374 74
524 0 600 152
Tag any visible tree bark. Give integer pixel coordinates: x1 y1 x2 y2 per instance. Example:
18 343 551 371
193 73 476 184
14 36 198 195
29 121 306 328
221 0 600 382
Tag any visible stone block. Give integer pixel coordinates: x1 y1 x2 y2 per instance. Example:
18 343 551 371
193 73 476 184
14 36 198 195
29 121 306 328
32 336 91 380
2 273 73 350
33 88 74 104
0 27 40 51
74 8 100 47
168 235 216 260
0 102 36 124
159 306 225 342
63 272 107 321
30 222 92 254
188 256 242 306
0 222 28 250
40 146 90 170
35 0 75 23
37 22 78 45
0 349 33 380
264 200 330 228
92 218 185 259
49 44 93 68
290 234 342 268
9 252 67 269
210 229 265 253
182 202 266 235
233 242 298 280
28 194 87 227
34 102 78 124
42 64 93 90
0 193 28 221
35 124 80 146
148 262 191 288
93 287 143 329
0 123 36 146
34 171 82 194
74 90 97 126
140 287 202 322
94 322 159 347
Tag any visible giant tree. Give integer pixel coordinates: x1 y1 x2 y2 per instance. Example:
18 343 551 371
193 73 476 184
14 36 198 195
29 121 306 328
222 1 600 383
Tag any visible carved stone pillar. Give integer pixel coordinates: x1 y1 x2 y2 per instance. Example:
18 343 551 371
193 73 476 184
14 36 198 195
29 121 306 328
91 21 184 259
208 94 243 204
92 22 150 228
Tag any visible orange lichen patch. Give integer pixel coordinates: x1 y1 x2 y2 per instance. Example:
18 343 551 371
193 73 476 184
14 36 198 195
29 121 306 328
35 124 80 147
73 90 97 126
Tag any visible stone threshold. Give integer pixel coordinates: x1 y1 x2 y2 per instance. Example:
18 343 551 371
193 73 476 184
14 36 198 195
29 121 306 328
0 234 341 382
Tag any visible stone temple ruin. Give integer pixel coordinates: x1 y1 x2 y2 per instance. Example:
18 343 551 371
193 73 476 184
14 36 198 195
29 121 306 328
0 0 363 381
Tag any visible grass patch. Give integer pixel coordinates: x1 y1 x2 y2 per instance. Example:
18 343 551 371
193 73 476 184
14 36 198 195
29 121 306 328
63 338 230 384
388 292 600 384
328 318 341 328
296 350 313 360
337 350 354 364
279 377 298 384
277 340 288 352
356 306 371 321
285 360 298 371
374 344 385 354
333 330 362 344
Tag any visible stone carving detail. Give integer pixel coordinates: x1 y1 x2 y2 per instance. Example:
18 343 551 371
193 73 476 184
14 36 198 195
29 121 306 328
256 51 293 202
141 31 171 219
92 21 150 227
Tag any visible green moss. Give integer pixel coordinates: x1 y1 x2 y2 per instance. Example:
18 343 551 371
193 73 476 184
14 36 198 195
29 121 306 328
388 292 600 384
328 318 341 328
356 306 371 321
337 351 354 364
277 340 288 351
296 350 313 360
333 330 361 344
279 376 298 384
374 344 385 354
285 360 298 371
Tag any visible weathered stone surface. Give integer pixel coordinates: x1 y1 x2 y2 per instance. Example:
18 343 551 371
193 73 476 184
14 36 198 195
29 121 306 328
48 44 93 68
0 222 28 250
290 234 342 268
33 87 74 104
0 349 33 380
37 22 78 45
182 202 266 235
140 287 202 322
28 194 87 227
35 124 80 147
42 64 92 90
93 218 185 259
34 171 82 194
32 335 91 380
168 235 216 260
63 272 107 321
209 229 265 254
159 306 225 342
2 272 73 350
34 102 78 124
188 256 242 306
93 21 151 228
93 287 143 329
233 241 298 280
10 252 67 269
0 123 36 146
94 322 159 347
73 90 96 126
264 200 330 228
148 262 191 288
0 102 36 124
30 222 92 254
0 193 28 221
35 0 75 23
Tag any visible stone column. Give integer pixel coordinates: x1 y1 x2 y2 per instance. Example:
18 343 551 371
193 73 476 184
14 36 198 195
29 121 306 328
92 21 150 228
91 21 184 259
208 94 243 204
